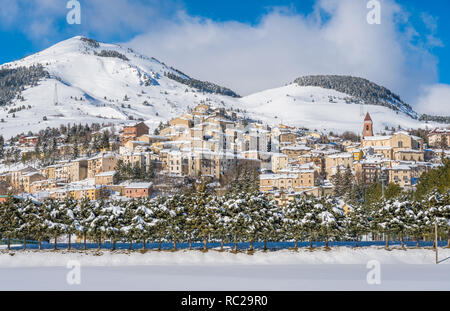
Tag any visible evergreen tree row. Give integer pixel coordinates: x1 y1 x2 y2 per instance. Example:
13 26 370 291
1 188 448 252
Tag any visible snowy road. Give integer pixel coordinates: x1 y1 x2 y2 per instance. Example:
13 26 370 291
1 264 449 291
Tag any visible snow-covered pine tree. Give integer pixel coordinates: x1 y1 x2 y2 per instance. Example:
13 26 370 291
245 192 263 251
183 192 197 250
389 197 415 249
224 192 249 252
256 194 283 251
61 197 78 250
284 196 310 249
211 195 230 251
190 184 215 251
371 198 396 248
0 196 19 250
142 198 157 249
425 190 450 247
133 198 153 250
88 200 108 250
346 202 369 247
317 196 345 249
76 198 93 250
121 199 137 250
29 201 49 250
44 198 66 250
342 165 354 200
16 199 35 250
150 196 170 251
301 197 321 249
103 200 125 251
331 166 343 197
165 194 186 251
410 200 429 248
440 192 450 247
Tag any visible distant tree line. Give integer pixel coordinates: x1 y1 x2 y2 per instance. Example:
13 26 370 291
419 114 450 124
80 37 100 48
94 50 129 61
164 71 240 98
115 159 155 183
0 65 49 106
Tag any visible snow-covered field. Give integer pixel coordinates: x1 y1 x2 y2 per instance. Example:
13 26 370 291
0 247 449 290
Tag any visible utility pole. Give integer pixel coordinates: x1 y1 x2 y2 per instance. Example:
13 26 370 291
379 164 386 199
435 220 439 264
54 83 58 106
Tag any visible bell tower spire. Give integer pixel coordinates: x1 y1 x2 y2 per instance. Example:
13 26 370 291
363 112 373 137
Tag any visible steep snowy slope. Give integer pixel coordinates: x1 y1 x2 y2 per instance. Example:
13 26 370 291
0 36 239 138
240 83 435 134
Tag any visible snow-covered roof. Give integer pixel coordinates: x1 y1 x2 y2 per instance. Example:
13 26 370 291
125 182 153 189
363 135 392 141
326 152 353 159
95 171 116 177
390 165 412 171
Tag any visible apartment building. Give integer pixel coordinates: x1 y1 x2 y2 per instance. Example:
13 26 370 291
120 122 150 146
87 153 119 178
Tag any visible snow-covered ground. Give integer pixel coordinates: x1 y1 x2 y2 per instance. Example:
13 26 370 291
0 247 449 290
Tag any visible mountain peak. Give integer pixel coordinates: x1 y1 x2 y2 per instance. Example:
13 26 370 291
0 37 243 138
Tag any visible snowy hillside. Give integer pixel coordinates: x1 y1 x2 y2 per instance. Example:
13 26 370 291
240 84 435 134
0 36 436 138
0 36 240 138
294 75 418 119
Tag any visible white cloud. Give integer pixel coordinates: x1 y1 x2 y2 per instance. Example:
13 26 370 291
416 84 450 115
421 13 444 48
125 0 442 111
0 0 180 41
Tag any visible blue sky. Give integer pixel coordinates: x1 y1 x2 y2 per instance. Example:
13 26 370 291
185 0 450 84
0 0 449 114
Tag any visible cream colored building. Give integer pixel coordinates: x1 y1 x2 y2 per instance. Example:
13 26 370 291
324 153 354 177
260 169 317 193
94 171 116 186
388 165 413 188
271 153 289 173
21 172 46 193
87 153 119 178
393 149 425 162
428 128 450 147
362 132 424 157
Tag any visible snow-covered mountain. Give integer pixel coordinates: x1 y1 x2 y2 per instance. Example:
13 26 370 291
241 83 434 134
0 36 435 138
0 36 241 138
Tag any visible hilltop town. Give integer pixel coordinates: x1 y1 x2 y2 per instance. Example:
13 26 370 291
0 103 448 207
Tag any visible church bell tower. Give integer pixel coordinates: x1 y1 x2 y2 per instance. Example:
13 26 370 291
363 112 373 137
